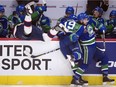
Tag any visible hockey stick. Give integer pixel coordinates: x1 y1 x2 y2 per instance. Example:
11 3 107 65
96 47 105 52
74 2 78 15
67 55 75 67
24 48 60 58
96 30 106 52
102 30 106 50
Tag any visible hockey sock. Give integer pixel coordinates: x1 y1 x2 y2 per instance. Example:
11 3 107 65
101 64 108 76
73 67 85 80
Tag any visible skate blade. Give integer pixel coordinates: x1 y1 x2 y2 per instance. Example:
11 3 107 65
83 83 88 86
110 81 115 84
103 81 115 85
103 82 107 85
70 84 76 87
76 85 83 87
82 85 88 87
70 84 83 87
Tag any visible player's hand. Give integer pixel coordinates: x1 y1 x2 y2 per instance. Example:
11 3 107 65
99 26 106 34
109 19 116 27
69 33 78 42
36 6 47 13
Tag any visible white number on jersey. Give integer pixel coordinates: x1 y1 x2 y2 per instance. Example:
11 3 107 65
64 20 76 32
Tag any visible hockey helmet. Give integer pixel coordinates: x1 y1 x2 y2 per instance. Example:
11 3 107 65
77 13 89 21
110 10 116 17
0 5 5 13
16 5 25 12
65 6 74 15
93 7 103 15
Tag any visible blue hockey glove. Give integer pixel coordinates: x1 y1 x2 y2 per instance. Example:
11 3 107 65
110 19 116 27
35 6 47 13
99 26 106 34
69 33 78 42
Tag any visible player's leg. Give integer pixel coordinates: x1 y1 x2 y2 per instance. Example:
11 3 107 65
75 45 96 85
71 63 88 86
59 37 72 59
69 43 91 86
95 49 115 85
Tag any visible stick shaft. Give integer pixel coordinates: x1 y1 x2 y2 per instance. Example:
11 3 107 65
31 48 60 58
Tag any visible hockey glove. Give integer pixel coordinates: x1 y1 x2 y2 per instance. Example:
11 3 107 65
36 6 47 13
99 26 106 34
69 33 78 42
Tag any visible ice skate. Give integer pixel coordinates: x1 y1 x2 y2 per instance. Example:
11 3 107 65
80 77 88 86
70 78 83 87
103 76 115 85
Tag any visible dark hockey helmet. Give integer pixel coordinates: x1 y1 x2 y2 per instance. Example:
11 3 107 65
16 5 25 12
35 5 47 12
110 10 116 17
93 7 103 15
0 5 5 13
77 13 89 21
65 6 74 15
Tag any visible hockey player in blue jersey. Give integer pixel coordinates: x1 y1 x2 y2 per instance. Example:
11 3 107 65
93 7 105 24
54 15 90 86
34 5 51 33
0 5 9 37
105 10 116 38
70 13 114 85
39 15 51 33
57 22 85 87
93 7 116 30
90 7 106 38
92 7 116 38
8 11 22 28
16 4 26 23
88 8 115 84
8 11 22 37
58 6 76 24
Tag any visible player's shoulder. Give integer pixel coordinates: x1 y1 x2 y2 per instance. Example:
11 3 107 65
2 15 8 18
58 16 66 21
1 15 8 20
75 22 83 27
74 23 84 31
8 14 13 20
